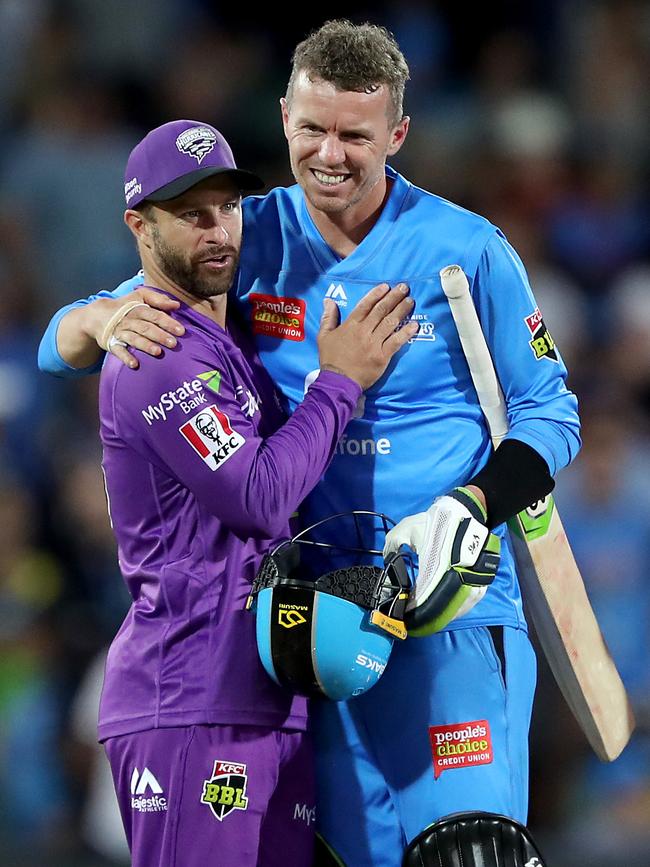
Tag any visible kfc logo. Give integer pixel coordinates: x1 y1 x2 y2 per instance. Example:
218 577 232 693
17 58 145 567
179 405 245 470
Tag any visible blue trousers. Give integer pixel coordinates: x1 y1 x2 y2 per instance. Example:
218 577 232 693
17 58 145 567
313 625 536 866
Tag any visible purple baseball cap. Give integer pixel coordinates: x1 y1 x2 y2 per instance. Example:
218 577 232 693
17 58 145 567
123 119 264 208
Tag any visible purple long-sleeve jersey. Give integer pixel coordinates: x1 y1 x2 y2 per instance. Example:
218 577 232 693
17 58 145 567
97 292 360 741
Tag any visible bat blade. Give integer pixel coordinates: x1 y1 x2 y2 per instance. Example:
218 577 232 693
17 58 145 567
509 497 635 761
440 264 635 761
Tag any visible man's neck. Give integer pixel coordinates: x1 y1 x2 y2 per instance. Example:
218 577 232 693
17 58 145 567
142 265 227 329
306 175 394 259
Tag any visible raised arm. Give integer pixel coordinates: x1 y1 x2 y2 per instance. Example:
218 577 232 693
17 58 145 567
37 274 186 376
108 285 417 539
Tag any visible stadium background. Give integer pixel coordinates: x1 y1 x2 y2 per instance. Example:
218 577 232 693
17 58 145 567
0 1 648 864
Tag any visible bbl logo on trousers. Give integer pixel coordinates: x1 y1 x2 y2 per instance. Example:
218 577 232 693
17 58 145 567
201 760 249 821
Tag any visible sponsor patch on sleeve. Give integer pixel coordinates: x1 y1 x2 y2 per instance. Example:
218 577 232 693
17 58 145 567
179 405 245 470
249 293 306 341
429 719 493 779
524 307 558 362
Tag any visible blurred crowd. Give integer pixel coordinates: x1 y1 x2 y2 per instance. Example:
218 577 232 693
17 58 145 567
0 1 648 865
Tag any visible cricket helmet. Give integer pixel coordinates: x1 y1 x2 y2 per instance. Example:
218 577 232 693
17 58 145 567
247 512 414 701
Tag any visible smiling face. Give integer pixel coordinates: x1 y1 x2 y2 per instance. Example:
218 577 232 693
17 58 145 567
129 176 242 301
281 71 409 224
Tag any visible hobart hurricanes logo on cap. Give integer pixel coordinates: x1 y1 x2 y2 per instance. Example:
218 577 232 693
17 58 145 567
176 126 218 164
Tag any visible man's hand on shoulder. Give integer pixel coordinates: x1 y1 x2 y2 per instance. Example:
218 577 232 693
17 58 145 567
84 288 185 370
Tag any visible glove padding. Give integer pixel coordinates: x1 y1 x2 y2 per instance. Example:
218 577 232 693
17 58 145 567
383 487 500 636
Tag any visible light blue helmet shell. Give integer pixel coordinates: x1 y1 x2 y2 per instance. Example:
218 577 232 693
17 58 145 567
249 510 414 702
254 584 395 701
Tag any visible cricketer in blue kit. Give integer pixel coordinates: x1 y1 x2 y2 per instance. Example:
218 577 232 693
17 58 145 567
39 19 578 867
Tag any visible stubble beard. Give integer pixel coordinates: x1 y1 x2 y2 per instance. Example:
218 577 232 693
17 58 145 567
151 228 239 300
293 158 385 218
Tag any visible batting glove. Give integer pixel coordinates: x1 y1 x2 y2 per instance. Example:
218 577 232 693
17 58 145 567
383 487 500 636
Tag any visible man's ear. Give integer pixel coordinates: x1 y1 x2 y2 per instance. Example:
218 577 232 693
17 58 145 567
280 97 290 140
124 209 151 246
387 116 410 157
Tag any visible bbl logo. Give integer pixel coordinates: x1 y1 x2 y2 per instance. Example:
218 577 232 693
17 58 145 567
524 307 558 362
201 760 249 821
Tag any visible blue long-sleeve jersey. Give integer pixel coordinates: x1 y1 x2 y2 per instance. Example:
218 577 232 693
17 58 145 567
39 167 580 629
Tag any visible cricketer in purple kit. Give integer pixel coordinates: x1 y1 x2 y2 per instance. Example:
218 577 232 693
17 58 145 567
98 120 417 867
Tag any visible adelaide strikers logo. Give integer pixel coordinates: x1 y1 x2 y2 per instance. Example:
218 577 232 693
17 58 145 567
200 760 249 822
176 126 217 164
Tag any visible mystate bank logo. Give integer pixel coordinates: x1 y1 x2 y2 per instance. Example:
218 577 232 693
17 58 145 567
429 719 493 779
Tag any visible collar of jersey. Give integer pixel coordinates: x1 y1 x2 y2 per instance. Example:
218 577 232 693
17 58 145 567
141 285 238 343
297 166 411 276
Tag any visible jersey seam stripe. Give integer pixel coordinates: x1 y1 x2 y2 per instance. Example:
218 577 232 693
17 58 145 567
149 459 173 729
298 194 339 273
170 726 197 867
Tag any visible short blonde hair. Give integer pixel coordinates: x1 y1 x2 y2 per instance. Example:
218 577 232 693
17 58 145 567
286 19 410 127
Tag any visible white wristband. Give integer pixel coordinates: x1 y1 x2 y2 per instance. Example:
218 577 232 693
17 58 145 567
98 301 150 350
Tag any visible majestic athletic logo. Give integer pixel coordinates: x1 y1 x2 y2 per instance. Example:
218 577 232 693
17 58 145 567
131 767 162 795
278 605 308 628
524 307 558 362
200 760 249 821
176 126 218 164
130 767 168 812
249 293 306 341
179 405 245 470
325 283 348 307
429 719 493 779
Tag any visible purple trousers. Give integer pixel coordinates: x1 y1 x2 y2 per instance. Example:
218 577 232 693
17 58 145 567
104 724 315 867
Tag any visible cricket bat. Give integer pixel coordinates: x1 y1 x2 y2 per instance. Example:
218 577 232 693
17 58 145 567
440 264 635 762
